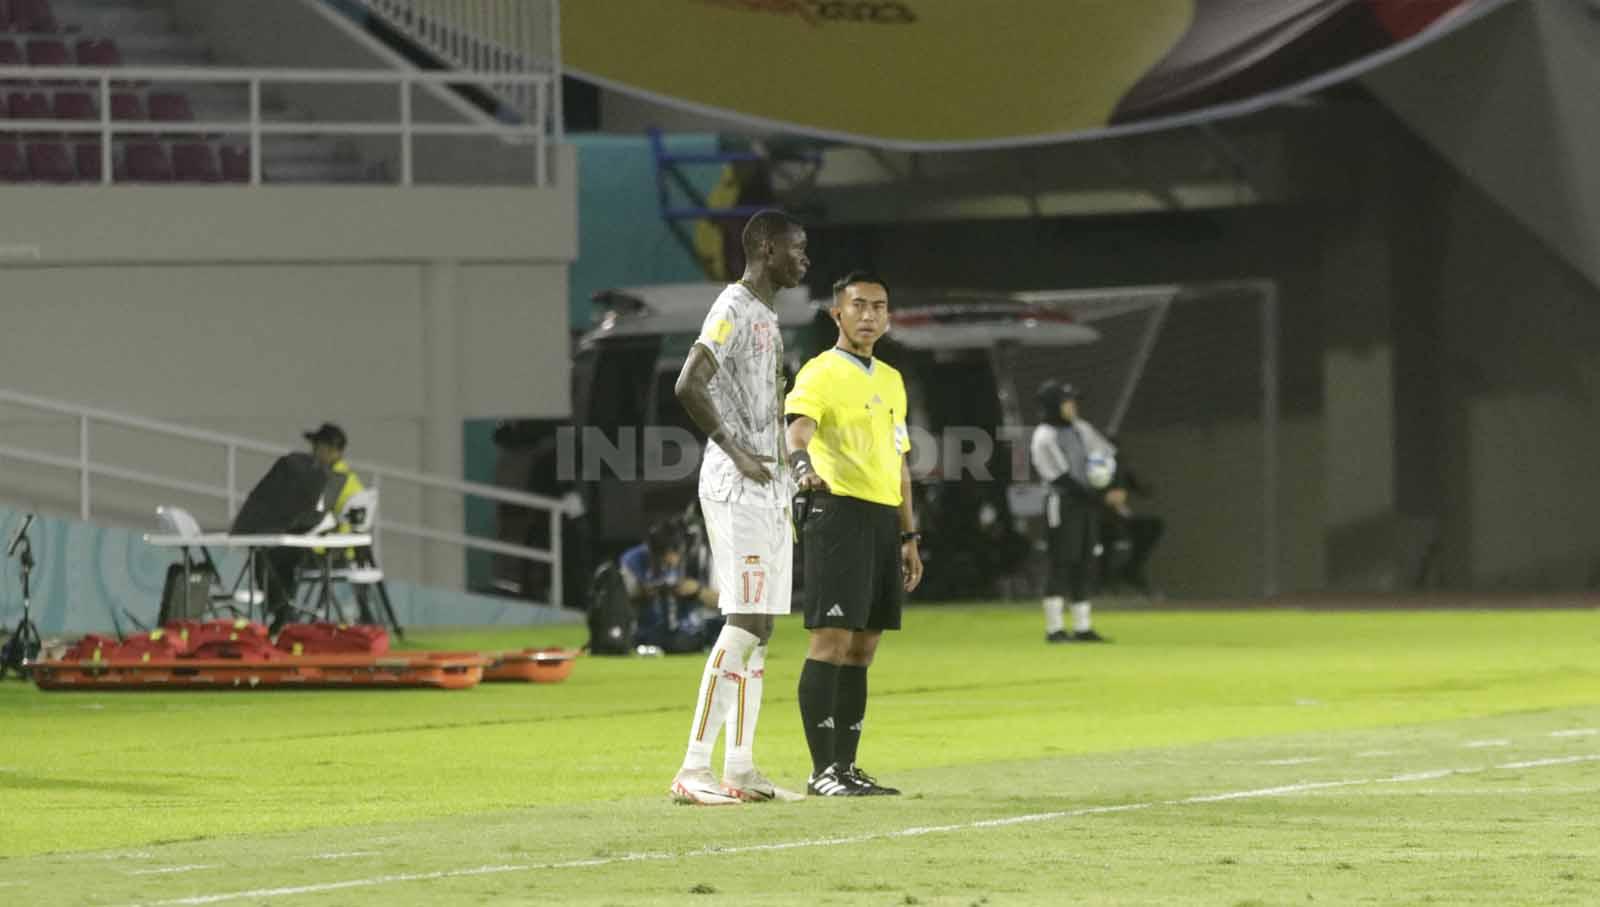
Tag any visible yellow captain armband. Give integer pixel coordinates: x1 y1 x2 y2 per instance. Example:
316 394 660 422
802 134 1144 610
709 318 733 346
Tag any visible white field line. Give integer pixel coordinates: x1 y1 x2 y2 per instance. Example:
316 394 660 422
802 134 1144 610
1549 729 1598 738
119 753 1600 907
1257 757 1323 766
309 852 379 861
1463 739 1511 748
127 866 216 877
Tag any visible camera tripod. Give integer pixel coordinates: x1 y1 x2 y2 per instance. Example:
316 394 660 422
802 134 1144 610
0 515 42 680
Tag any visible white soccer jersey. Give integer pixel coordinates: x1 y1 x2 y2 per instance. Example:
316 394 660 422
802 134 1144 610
694 283 791 507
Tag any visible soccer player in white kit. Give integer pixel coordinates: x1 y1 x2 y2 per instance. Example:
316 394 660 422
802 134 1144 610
669 210 808 805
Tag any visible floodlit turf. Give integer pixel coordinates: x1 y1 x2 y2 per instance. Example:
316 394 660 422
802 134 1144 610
3 605 1598 905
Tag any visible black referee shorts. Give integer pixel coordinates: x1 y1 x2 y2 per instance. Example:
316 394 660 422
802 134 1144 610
800 491 902 632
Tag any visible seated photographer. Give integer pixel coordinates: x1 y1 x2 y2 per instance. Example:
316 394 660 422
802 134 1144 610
619 521 722 654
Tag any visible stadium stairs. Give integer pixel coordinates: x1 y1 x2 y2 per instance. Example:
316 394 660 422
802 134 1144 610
0 0 372 183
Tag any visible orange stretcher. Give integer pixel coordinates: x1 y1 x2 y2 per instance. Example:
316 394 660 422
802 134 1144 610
30 651 490 691
481 647 578 683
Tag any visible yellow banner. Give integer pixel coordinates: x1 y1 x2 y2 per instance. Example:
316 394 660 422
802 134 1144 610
563 0 1195 147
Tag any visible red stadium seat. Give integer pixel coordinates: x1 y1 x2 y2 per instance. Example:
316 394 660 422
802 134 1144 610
122 141 171 181
172 141 218 182
24 37 64 65
0 39 21 83
220 144 249 182
148 92 193 122
74 38 119 67
52 89 91 119
25 37 68 86
109 91 142 120
9 0 58 33
6 89 47 118
73 141 102 180
24 140 69 180
0 142 24 180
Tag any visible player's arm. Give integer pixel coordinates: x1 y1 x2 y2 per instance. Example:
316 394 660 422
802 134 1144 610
675 344 773 483
1030 428 1095 501
899 456 923 592
784 415 829 491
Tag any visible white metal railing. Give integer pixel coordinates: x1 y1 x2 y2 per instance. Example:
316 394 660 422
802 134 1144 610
0 387 570 607
342 0 562 136
0 65 552 185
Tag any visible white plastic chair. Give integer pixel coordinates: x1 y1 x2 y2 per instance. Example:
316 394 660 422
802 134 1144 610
295 489 401 636
153 505 260 610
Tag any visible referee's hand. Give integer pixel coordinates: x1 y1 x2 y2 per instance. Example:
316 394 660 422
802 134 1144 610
901 540 923 593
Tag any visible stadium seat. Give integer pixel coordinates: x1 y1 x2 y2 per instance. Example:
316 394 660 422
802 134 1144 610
172 141 218 182
6 89 44 117
73 141 102 180
24 139 69 180
122 141 171 181
52 89 91 119
24 38 64 66
148 92 193 122
109 91 142 121
0 141 23 180
9 0 58 33
74 38 119 67
219 145 249 182
0 38 19 67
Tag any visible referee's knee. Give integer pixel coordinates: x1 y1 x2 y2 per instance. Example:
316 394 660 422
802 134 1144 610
806 628 852 664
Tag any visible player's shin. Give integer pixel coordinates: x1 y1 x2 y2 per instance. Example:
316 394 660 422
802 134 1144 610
681 625 759 771
724 643 766 775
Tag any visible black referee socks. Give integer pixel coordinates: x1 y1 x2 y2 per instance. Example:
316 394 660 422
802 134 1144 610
834 665 868 767
798 659 841 775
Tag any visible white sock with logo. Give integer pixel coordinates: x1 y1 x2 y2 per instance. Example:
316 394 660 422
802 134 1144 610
681 624 758 773
724 643 766 777
1071 601 1093 634
1043 596 1066 634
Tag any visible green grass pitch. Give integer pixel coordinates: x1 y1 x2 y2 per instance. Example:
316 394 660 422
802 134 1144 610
3 605 1598 905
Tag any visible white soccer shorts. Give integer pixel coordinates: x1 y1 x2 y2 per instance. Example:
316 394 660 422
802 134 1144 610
700 496 793 616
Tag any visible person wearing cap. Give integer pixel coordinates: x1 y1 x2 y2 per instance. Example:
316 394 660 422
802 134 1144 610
304 423 365 532
1029 381 1122 643
619 520 721 654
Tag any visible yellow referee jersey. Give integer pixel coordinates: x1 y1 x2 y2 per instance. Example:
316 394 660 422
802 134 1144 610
786 348 911 507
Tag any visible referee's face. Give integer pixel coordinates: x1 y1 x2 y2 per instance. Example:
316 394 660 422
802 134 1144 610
833 281 890 351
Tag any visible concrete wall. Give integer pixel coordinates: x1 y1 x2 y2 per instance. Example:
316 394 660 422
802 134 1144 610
1364 0 1600 295
0 150 578 590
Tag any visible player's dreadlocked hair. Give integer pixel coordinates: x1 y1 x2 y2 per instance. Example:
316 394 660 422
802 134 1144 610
740 209 801 258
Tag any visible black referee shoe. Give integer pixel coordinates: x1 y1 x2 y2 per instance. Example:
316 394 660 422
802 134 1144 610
1046 630 1072 644
844 764 901 796
1071 629 1111 643
807 764 865 797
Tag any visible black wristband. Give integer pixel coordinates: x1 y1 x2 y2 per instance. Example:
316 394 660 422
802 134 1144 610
791 448 814 477
900 531 922 544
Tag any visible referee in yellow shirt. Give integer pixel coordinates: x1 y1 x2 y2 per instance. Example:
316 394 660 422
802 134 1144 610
786 271 922 797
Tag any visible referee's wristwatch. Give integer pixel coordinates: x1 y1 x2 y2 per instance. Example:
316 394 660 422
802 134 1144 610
900 531 922 544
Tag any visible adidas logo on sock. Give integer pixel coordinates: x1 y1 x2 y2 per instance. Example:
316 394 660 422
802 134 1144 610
849 720 863 732
816 716 834 729
826 604 845 617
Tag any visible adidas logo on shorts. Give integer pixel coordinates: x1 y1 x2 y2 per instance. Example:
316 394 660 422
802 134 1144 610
826 604 845 618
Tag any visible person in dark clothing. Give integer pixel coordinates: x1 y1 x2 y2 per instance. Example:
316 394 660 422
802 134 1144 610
618 521 721 653
1097 447 1166 596
1028 380 1122 643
